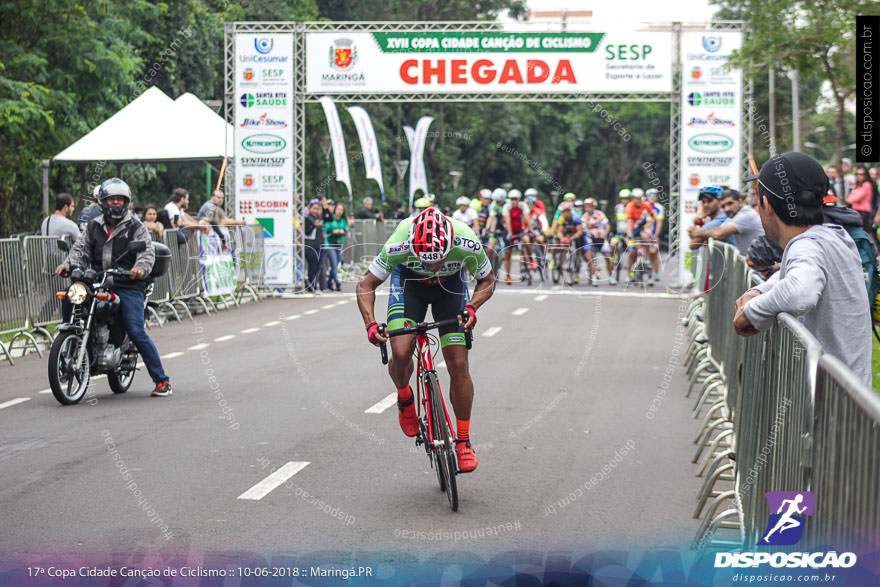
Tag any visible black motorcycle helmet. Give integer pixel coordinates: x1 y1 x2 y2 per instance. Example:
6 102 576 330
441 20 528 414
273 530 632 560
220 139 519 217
98 178 131 222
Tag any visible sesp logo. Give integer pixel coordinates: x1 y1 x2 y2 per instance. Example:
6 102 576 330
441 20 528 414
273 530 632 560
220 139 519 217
702 35 722 53
759 491 815 546
255 38 274 54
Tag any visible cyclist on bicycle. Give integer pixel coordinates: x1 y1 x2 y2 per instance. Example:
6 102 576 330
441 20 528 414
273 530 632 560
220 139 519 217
524 188 546 217
549 201 584 285
582 198 614 286
453 196 478 228
552 192 577 223
625 188 656 285
502 189 531 285
481 188 507 275
356 209 496 472
615 188 631 236
646 188 664 281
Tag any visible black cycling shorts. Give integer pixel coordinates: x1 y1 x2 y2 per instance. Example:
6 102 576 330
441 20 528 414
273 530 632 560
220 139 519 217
387 266 470 347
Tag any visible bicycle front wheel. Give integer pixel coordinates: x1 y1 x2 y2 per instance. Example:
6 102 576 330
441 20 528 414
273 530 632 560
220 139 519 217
426 372 458 512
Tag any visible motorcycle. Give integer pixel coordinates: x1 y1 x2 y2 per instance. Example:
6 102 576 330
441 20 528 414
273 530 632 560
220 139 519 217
48 240 170 405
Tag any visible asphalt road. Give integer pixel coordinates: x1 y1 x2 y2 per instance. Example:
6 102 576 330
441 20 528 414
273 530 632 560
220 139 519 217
0 276 701 572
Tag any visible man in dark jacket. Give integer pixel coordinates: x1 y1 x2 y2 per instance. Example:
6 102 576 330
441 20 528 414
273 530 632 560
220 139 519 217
56 178 173 397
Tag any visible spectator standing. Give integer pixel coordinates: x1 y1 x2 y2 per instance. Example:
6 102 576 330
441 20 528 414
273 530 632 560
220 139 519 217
143 205 164 240
846 165 874 237
163 188 188 228
303 199 325 293
392 201 408 219
42 193 81 241
734 152 871 384
825 165 843 200
41 193 80 323
78 186 102 230
841 158 856 197
689 189 764 256
355 197 383 221
323 202 348 292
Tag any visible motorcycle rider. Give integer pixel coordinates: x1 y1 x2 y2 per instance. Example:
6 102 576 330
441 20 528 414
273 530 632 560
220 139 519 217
55 178 173 397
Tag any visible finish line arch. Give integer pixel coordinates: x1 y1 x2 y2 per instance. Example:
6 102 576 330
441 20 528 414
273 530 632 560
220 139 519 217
224 20 749 288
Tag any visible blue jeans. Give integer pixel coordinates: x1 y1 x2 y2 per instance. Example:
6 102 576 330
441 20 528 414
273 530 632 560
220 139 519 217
324 245 342 287
116 288 168 383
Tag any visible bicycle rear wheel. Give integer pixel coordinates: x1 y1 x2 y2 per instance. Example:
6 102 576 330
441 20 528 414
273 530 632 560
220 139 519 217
426 372 458 512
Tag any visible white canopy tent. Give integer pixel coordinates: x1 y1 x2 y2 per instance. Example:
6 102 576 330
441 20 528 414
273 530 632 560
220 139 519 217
54 87 234 163
47 87 234 213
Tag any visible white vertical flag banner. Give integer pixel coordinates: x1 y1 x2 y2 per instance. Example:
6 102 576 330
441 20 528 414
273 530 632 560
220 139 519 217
347 106 385 200
319 96 352 202
408 116 433 210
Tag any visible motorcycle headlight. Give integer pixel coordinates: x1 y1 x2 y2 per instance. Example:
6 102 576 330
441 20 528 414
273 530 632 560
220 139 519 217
67 282 89 305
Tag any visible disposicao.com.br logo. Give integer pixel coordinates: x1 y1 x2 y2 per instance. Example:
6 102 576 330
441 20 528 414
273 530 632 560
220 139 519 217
714 491 857 569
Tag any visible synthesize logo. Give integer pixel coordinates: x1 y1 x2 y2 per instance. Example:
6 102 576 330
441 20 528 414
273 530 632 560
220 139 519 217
255 38 274 54
760 491 815 546
702 35 722 53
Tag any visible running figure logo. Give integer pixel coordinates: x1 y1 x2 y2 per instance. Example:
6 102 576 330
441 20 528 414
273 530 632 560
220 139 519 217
759 491 815 546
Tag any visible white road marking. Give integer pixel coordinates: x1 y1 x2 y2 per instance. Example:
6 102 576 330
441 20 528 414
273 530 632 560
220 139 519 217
496 288 683 299
304 309 319 315
240 327 261 334
483 326 503 337
189 343 210 351
322 304 336 310
512 308 529 316
284 314 301 321
214 335 235 342
263 321 280 327
365 393 398 414
38 389 51 395
335 300 349 305
160 352 184 360
237 461 310 501
534 295 548 301
0 398 30 410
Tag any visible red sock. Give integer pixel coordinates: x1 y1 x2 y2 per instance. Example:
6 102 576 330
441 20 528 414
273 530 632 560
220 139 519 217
457 419 470 443
397 385 413 403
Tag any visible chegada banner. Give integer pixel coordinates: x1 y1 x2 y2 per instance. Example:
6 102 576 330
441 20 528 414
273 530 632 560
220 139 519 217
306 31 673 94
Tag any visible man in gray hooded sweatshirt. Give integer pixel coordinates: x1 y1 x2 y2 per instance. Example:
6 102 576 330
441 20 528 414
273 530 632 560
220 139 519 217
733 152 871 384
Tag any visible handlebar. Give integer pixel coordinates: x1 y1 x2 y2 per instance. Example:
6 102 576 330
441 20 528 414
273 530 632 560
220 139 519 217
378 315 473 365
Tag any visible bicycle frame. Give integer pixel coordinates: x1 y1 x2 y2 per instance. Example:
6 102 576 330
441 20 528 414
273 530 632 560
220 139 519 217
413 332 456 449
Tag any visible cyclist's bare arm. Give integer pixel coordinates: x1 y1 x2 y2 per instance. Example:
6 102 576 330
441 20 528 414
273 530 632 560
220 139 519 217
503 215 512 235
356 271 387 341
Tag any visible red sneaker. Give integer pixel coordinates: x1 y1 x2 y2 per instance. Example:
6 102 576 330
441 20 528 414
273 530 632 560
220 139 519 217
397 396 418 437
455 440 478 472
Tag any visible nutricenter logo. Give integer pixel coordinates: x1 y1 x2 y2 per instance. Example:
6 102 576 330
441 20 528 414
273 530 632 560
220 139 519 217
241 134 287 154
688 133 733 153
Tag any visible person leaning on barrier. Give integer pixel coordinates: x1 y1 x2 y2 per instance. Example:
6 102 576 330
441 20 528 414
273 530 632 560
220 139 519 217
142 205 165 240
198 190 245 250
745 235 783 279
356 197 384 221
686 187 733 249
689 188 765 257
733 152 871 384
55 178 174 397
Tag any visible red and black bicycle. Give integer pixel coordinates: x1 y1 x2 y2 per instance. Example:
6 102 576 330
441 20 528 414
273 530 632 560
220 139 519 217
379 317 472 512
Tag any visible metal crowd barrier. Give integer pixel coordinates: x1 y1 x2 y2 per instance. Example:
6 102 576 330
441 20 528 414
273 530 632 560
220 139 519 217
0 224 268 363
686 239 880 554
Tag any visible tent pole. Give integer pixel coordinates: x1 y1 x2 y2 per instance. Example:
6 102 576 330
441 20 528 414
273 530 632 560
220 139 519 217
41 160 50 215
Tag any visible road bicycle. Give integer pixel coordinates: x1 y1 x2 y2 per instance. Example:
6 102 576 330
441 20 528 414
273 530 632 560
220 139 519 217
627 239 653 287
378 317 473 512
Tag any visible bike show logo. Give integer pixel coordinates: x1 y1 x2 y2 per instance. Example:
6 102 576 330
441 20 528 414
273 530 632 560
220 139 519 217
239 92 288 108
715 491 858 570
687 112 735 127
241 134 287 154
330 38 357 70
687 133 733 154
702 35 722 53
240 113 288 128
688 91 735 107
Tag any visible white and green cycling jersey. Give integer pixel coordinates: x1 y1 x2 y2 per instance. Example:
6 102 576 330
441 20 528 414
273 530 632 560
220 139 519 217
368 217 493 282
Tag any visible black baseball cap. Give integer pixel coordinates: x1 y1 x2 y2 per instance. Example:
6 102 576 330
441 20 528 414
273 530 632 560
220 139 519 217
743 152 829 202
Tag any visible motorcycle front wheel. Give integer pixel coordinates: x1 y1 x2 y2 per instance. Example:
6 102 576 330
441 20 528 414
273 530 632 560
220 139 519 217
48 332 91 405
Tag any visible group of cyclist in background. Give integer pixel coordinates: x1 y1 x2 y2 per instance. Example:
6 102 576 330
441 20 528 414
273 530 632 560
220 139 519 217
434 186 665 287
